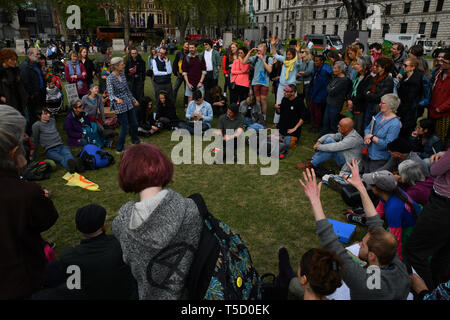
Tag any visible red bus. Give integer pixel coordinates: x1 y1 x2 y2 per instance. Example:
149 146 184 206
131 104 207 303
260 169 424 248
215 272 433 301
97 26 163 42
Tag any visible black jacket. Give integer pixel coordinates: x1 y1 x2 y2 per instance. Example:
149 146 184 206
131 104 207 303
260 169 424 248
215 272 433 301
0 168 58 299
0 66 28 115
59 233 138 300
125 55 146 83
277 96 307 137
366 75 394 104
155 101 179 121
172 50 188 77
348 73 373 113
80 57 96 85
397 71 423 116
19 57 43 98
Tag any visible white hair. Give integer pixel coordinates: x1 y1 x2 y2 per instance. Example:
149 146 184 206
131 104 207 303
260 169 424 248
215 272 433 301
381 94 401 114
0 105 26 170
398 160 425 186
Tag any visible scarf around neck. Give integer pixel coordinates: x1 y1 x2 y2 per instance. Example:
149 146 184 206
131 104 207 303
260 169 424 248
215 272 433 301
284 55 298 81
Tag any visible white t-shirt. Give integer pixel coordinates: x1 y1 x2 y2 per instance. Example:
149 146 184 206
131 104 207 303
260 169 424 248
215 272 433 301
204 49 213 71
308 41 314 49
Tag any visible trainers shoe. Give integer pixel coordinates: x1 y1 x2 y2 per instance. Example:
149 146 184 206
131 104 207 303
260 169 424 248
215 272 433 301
67 158 76 173
346 213 367 226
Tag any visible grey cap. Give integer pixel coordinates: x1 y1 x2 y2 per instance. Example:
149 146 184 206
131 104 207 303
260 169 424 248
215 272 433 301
362 170 397 192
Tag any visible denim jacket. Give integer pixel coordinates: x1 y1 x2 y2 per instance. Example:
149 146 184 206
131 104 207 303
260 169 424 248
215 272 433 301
365 112 402 161
185 100 213 128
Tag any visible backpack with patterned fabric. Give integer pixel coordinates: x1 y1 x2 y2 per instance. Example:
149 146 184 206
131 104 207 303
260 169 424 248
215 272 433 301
186 194 262 300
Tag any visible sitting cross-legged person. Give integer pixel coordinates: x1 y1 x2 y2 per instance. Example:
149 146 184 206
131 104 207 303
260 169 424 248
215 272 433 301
239 93 265 131
376 137 430 176
213 103 245 163
178 89 213 135
296 118 363 176
409 119 444 160
32 107 83 173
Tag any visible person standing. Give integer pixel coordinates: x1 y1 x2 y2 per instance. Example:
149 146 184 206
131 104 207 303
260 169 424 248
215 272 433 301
125 47 146 105
172 42 189 106
95 46 111 94
0 49 28 116
19 48 45 129
152 46 173 102
223 43 238 100
78 47 96 88
230 46 251 105
391 42 408 78
182 41 207 105
65 50 88 99
200 39 222 103
106 57 140 154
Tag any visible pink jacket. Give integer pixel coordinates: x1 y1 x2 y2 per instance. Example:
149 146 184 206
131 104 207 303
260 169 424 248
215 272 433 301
231 59 250 88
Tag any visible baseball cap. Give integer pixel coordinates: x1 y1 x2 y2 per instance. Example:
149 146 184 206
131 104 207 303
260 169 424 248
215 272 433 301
362 170 397 192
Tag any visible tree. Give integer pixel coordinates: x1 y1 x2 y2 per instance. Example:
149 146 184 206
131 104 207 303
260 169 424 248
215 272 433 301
155 0 194 42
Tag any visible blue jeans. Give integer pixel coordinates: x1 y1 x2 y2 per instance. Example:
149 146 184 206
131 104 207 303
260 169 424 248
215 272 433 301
46 144 75 170
321 104 340 136
116 108 139 152
248 123 265 131
178 121 210 135
311 137 346 168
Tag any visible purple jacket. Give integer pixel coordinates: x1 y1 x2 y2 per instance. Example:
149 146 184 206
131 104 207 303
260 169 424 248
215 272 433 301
402 176 435 207
64 111 91 146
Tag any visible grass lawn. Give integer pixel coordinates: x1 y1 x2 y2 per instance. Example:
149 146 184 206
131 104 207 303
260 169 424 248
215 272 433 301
25 53 368 277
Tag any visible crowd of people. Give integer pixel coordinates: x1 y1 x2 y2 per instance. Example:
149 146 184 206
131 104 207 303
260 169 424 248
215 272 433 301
0 34 449 301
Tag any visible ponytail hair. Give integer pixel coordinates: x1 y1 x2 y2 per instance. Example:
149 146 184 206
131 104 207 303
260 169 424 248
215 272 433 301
299 248 345 296
393 187 420 219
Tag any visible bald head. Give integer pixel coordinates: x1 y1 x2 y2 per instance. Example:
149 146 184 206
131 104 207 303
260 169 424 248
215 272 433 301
338 118 354 135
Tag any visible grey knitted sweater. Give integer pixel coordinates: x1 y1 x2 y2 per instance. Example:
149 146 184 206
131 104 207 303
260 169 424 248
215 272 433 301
112 189 202 300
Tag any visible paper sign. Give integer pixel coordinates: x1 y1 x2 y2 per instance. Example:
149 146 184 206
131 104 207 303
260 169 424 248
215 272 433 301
65 83 79 107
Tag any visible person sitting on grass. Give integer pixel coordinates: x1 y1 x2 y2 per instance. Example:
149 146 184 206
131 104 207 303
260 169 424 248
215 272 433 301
277 247 345 300
397 159 435 207
178 89 213 135
376 137 430 176
409 119 444 160
137 96 159 137
239 92 265 131
32 107 83 173
275 84 306 148
298 161 411 299
209 85 228 115
410 268 450 300
154 90 180 130
213 103 245 163
296 117 363 177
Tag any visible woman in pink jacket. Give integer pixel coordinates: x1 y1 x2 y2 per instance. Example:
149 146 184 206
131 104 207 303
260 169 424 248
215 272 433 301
230 46 250 105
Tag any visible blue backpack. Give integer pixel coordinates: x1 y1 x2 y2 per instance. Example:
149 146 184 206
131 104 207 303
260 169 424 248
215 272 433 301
186 194 262 300
79 144 114 170
82 122 105 148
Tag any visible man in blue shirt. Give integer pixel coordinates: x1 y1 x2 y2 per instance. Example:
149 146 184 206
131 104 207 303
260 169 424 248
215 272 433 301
178 90 213 135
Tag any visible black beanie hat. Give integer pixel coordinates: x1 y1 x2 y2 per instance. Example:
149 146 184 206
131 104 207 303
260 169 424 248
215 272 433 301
387 137 413 154
75 204 106 234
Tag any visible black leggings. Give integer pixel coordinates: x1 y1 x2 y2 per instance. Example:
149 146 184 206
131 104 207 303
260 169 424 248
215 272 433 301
230 84 249 105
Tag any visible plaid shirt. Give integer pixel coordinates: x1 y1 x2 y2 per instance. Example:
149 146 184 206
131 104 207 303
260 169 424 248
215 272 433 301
106 72 136 114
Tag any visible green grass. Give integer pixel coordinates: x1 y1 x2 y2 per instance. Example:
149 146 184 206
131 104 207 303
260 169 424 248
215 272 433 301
26 53 367 276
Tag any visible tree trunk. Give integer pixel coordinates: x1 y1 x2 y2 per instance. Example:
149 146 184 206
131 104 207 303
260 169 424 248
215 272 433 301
178 15 189 43
54 0 69 41
123 3 130 44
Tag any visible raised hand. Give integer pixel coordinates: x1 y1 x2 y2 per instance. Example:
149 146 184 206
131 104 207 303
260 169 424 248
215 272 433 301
345 159 364 190
299 168 322 203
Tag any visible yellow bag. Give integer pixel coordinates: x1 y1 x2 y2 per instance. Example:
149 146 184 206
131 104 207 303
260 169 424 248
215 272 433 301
63 172 100 192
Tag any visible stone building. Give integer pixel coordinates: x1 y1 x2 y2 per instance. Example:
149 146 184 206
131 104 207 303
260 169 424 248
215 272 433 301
252 0 450 45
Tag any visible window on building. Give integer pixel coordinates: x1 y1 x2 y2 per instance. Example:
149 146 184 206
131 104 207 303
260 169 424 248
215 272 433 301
257 0 261 11
419 22 426 34
400 23 408 33
266 0 269 10
108 9 115 23
322 25 326 34
256 16 259 23
385 4 392 15
423 0 431 13
292 12 295 19
313 11 316 19
157 13 163 25
404 2 411 14
431 21 439 38
336 8 340 18
312 25 315 34
276 26 279 35
264 15 267 22
334 24 338 35
279 0 282 9
324 9 327 18
367 28 372 38
276 15 279 22
436 0 444 11
382 24 390 37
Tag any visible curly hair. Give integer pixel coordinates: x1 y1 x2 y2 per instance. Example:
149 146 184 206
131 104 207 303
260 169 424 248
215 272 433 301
0 49 18 65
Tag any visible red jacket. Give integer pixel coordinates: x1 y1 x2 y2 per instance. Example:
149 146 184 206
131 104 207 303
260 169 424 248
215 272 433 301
429 70 450 119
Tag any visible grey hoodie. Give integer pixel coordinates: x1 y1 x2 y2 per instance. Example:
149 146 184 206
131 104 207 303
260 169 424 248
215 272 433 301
316 215 410 300
112 189 202 300
317 129 364 175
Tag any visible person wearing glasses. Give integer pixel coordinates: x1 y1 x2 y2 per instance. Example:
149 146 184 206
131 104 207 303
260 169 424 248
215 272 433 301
429 52 450 146
396 57 424 138
363 93 402 173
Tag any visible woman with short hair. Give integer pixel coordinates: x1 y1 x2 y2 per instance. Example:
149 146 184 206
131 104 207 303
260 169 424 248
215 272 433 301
81 84 105 122
398 159 435 206
106 57 140 154
0 48 27 115
112 143 202 300
363 93 402 173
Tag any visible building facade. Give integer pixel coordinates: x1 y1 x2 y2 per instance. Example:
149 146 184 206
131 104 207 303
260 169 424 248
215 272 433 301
102 1 175 39
252 0 450 45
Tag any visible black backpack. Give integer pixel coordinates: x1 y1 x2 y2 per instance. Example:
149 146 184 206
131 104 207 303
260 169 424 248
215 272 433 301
22 161 52 181
186 194 262 300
